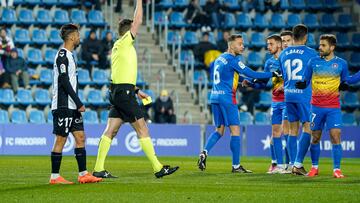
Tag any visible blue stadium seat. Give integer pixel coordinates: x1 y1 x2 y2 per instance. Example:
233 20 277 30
352 33 360 49
13 0 24 5
255 112 270 125
36 9 52 25
342 113 357 126
307 0 323 10
11 110 27 124
303 14 319 29
29 110 46 124
199 0 206 6
223 0 240 10
78 68 93 85
88 10 106 26
290 0 306 10
44 48 57 64
247 52 263 69
280 0 290 9
169 12 187 28
222 13 236 29
17 89 34 106
183 31 198 47
236 13 252 30
92 69 108 85
336 33 350 49
154 11 166 26
0 110 10 124
343 92 359 108
256 92 272 108
43 0 58 6
78 89 87 105
54 9 70 25
158 0 174 10
241 32 250 47
193 70 206 85
270 14 286 30
100 110 109 124
49 29 63 45
320 14 336 30
0 89 17 105
180 50 194 65
71 9 87 25
136 72 147 87
349 52 360 69
250 32 266 48
254 14 268 30
25 0 41 5
101 30 116 40
208 32 216 45
306 33 316 48
32 29 49 45
27 48 45 65
14 29 32 45
58 0 78 7
34 89 51 106
323 0 340 10
18 9 36 25
287 14 301 28
83 110 99 124
87 89 105 106
167 31 180 45
17 48 24 58
40 69 53 85
1 9 17 25
239 112 253 125
337 14 353 30
174 0 188 9
47 111 53 123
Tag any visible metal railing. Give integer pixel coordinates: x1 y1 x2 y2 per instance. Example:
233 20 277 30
141 48 152 82
156 69 165 94
170 90 179 120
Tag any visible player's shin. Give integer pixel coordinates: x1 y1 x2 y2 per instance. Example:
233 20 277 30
284 134 290 165
94 135 112 172
75 147 87 176
51 152 62 179
294 132 311 167
204 131 222 154
332 144 342 170
230 135 241 168
139 137 163 172
270 143 277 165
310 143 320 168
273 137 284 168
287 135 297 165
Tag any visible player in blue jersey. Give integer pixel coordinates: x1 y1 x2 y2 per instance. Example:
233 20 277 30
278 24 318 175
197 34 281 173
295 34 349 178
242 34 288 174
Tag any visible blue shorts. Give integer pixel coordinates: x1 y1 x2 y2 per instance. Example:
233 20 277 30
271 102 287 125
286 102 310 123
310 106 342 131
211 103 240 127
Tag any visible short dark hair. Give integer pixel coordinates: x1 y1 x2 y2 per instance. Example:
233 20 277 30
280 30 293 37
267 34 282 43
320 34 337 47
227 34 242 43
118 19 133 36
60 24 79 41
292 24 308 41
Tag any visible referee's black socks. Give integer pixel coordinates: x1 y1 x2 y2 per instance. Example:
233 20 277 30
75 147 87 173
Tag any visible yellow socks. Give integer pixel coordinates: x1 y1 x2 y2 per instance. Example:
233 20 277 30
139 137 163 172
94 135 112 172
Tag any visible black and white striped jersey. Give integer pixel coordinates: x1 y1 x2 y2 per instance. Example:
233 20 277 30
51 48 83 110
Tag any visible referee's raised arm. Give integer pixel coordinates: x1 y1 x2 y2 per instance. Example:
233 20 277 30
130 0 143 38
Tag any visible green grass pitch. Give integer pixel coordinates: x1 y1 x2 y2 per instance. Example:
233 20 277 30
1 156 359 202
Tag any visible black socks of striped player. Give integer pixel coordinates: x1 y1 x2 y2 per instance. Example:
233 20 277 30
75 147 87 173
51 152 62 174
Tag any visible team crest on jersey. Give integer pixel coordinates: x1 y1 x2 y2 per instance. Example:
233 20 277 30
59 51 65 57
60 64 66 73
332 63 338 69
238 61 245 69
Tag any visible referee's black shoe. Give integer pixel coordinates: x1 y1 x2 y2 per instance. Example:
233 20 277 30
93 170 118 178
155 165 179 178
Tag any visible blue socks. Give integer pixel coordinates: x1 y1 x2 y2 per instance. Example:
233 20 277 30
230 135 241 166
273 137 283 165
294 132 311 166
332 144 342 170
284 134 290 164
287 135 297 165
310 143 320 167
270 143 277 164
204 131 222 153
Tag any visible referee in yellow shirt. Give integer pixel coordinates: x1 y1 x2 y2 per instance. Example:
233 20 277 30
93 0 179 178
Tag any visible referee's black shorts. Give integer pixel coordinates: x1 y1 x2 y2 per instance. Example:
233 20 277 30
108 83 144 123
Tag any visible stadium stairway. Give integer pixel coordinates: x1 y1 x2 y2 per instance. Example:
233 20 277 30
103 1 207 124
